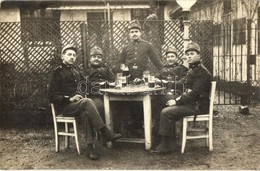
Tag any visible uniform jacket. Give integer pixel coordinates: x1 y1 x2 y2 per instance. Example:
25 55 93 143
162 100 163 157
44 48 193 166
175 61 211 112
157 63 188 94
119 39 163 78
86 64 114 83
157 63 188 82
85 64 115 95
48 63 86 107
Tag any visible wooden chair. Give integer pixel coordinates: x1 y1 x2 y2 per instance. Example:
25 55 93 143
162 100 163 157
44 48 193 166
51 103 81 155
181 81 217 153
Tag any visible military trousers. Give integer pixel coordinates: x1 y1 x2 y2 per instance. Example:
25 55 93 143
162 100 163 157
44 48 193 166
159 104 198 136
89 95 105 121
62 98 106 144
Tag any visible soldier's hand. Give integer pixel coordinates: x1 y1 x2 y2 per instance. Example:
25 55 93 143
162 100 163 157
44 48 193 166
120 64 126 70
133 78 143 84
70 94 83 102
166 99 176 106
155 78 161 83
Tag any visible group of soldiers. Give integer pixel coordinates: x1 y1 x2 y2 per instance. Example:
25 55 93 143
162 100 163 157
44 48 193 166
48 20 212 160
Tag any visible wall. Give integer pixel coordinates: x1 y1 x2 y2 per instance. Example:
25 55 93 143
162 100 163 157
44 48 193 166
113 9 131 21
0 6 20 22
60 10 87 21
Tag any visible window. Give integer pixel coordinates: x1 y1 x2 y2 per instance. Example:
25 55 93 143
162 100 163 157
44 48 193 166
87 12 105 21
224 24 231 55
21 9 60 21
233 18 246 45
87 12 106 47
131 9 149 20
213 24 222 46
20 9 61 73
21 9 60 43
222 13 232 55
223 0 232 14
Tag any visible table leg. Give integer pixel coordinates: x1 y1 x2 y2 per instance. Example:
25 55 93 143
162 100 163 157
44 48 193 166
143 94 152 150
103 94 112 148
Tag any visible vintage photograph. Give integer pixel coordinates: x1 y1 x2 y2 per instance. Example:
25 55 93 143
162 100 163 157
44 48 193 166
0 0 259 170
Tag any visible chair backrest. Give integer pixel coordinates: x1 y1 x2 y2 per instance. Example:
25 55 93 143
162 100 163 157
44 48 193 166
51 103 57 118
209 81 217 118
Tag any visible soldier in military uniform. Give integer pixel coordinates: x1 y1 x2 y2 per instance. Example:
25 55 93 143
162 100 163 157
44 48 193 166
85 46 115 120
154 46 188 109
117 20 164 131
157 46 188 83
119 19 163 80
152 46 188 147
150 42 212 154
48 44 121 160
156 46 188 101
86 46 114 84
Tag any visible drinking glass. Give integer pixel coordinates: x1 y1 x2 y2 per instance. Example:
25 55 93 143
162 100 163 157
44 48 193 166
116 73 123 87
148 75 155 88
121 76 127 87
143 70 150 85
123 66 130 85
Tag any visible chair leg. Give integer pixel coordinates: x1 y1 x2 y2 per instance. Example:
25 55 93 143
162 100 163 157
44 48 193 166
209 137 213 151
174 121 178 140
73 120 81 155
65 122 69 149
174 121 179 145
54 122 59 152
55 132 59 152
209 121 213 151
181 119 187 154
206 121 209 147
206 138 209 147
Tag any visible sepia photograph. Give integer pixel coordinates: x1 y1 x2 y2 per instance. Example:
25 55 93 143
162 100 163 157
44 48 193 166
0 0 259 170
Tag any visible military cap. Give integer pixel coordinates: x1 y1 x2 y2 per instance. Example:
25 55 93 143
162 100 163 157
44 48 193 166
61 44 77 54
90 46 103 56
165 46 178 56
128 20 142 30
185 41 200 53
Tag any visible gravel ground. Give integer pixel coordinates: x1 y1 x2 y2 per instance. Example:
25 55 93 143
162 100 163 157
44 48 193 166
1 104 260 170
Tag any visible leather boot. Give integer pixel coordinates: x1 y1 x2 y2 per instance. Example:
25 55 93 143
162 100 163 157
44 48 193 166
149 136 172 155
87 144 99 160
100 126 121 142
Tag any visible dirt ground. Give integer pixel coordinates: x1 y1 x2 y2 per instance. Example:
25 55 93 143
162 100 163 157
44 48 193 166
1 104 260 170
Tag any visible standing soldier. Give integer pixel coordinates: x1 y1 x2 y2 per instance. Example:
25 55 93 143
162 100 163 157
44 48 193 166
119 19 163 80
117 19 163 131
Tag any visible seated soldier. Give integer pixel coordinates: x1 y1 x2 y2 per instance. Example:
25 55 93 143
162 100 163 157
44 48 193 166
156 45 188 103
150 41 211 154
85 46 115 120
152 46 188 147
48 44 121 160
